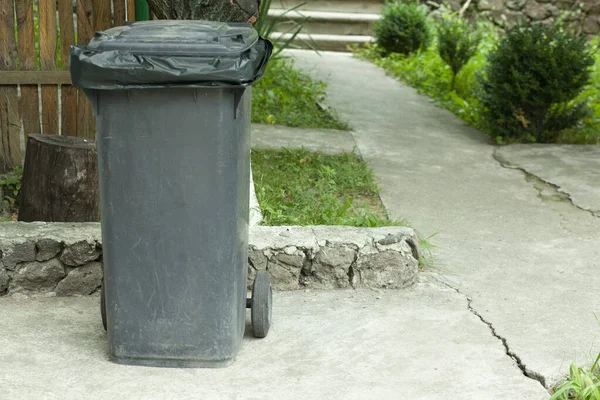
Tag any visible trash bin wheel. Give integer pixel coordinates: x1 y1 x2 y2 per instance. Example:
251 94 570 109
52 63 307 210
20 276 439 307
251 271 272 339
100 285 107 331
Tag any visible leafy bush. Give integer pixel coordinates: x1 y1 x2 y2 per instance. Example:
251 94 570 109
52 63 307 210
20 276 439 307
560 37 600 144
451 23 498 100
478 23 595 143
374 1 432 55
437 17 481 91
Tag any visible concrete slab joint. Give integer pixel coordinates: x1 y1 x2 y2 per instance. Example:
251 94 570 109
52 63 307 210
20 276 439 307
0 223 420 296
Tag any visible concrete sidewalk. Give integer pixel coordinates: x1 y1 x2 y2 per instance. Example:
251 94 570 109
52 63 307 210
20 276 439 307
289 50 600 392
251 123 357 155
0 279 547 400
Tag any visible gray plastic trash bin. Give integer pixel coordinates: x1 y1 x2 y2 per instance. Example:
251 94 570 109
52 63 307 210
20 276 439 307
70 20 273 368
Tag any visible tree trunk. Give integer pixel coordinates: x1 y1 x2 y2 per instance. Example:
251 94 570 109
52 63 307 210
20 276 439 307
18 134 99 222
145 0 261 24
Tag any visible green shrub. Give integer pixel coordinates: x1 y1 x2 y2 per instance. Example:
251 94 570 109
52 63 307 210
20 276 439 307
452 21 499 101
479 23 595 143
437 17 481 91
374 1 432 55
559 37 600 144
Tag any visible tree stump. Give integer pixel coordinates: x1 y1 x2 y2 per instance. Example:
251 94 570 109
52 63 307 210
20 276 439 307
18 134 99 222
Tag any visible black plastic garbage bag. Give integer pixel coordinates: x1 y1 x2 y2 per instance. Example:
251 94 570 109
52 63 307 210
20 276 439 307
70 20 272 90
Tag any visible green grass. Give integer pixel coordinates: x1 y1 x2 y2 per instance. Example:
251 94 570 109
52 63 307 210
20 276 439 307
550 356 600 400
550 315 600 400
418 232 439 269
0 167 22 221
251 58 350 130
353 29 600 144
251 148 405 227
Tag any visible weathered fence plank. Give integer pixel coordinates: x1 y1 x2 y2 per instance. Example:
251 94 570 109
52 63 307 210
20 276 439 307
94 0 112 31
0 0 22 172
15 0 41 138
114 0 127 26
127 0 136 21
76 0 96 140
58 0 78 136
39 0 60 135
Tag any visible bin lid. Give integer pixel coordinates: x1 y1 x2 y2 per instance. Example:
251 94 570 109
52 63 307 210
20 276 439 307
87 20 259 56
69 20 272 90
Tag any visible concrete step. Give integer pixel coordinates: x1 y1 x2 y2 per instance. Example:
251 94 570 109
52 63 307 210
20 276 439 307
268 9 380 51
271 0 383 14
271 32 373 51
268 10 379 36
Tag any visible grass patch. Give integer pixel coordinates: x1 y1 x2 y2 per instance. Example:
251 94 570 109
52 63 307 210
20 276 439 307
353 31 600 144
0 167 22 221
252 58 350 130
550 315 600 399
251 148 405 227
418 232 439 269
550 356 600 400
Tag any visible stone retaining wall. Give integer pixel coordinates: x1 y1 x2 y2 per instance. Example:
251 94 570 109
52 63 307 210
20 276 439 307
426 0 600 35
0 223 419 297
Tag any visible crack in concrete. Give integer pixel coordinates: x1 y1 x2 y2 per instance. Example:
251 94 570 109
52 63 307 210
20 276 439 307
492 150 598 218
522 173 600 239
492 149 600 240
524 172 599 219
432 276 550 392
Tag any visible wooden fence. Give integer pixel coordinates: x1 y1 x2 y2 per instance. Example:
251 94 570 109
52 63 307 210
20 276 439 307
0 0 137 173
